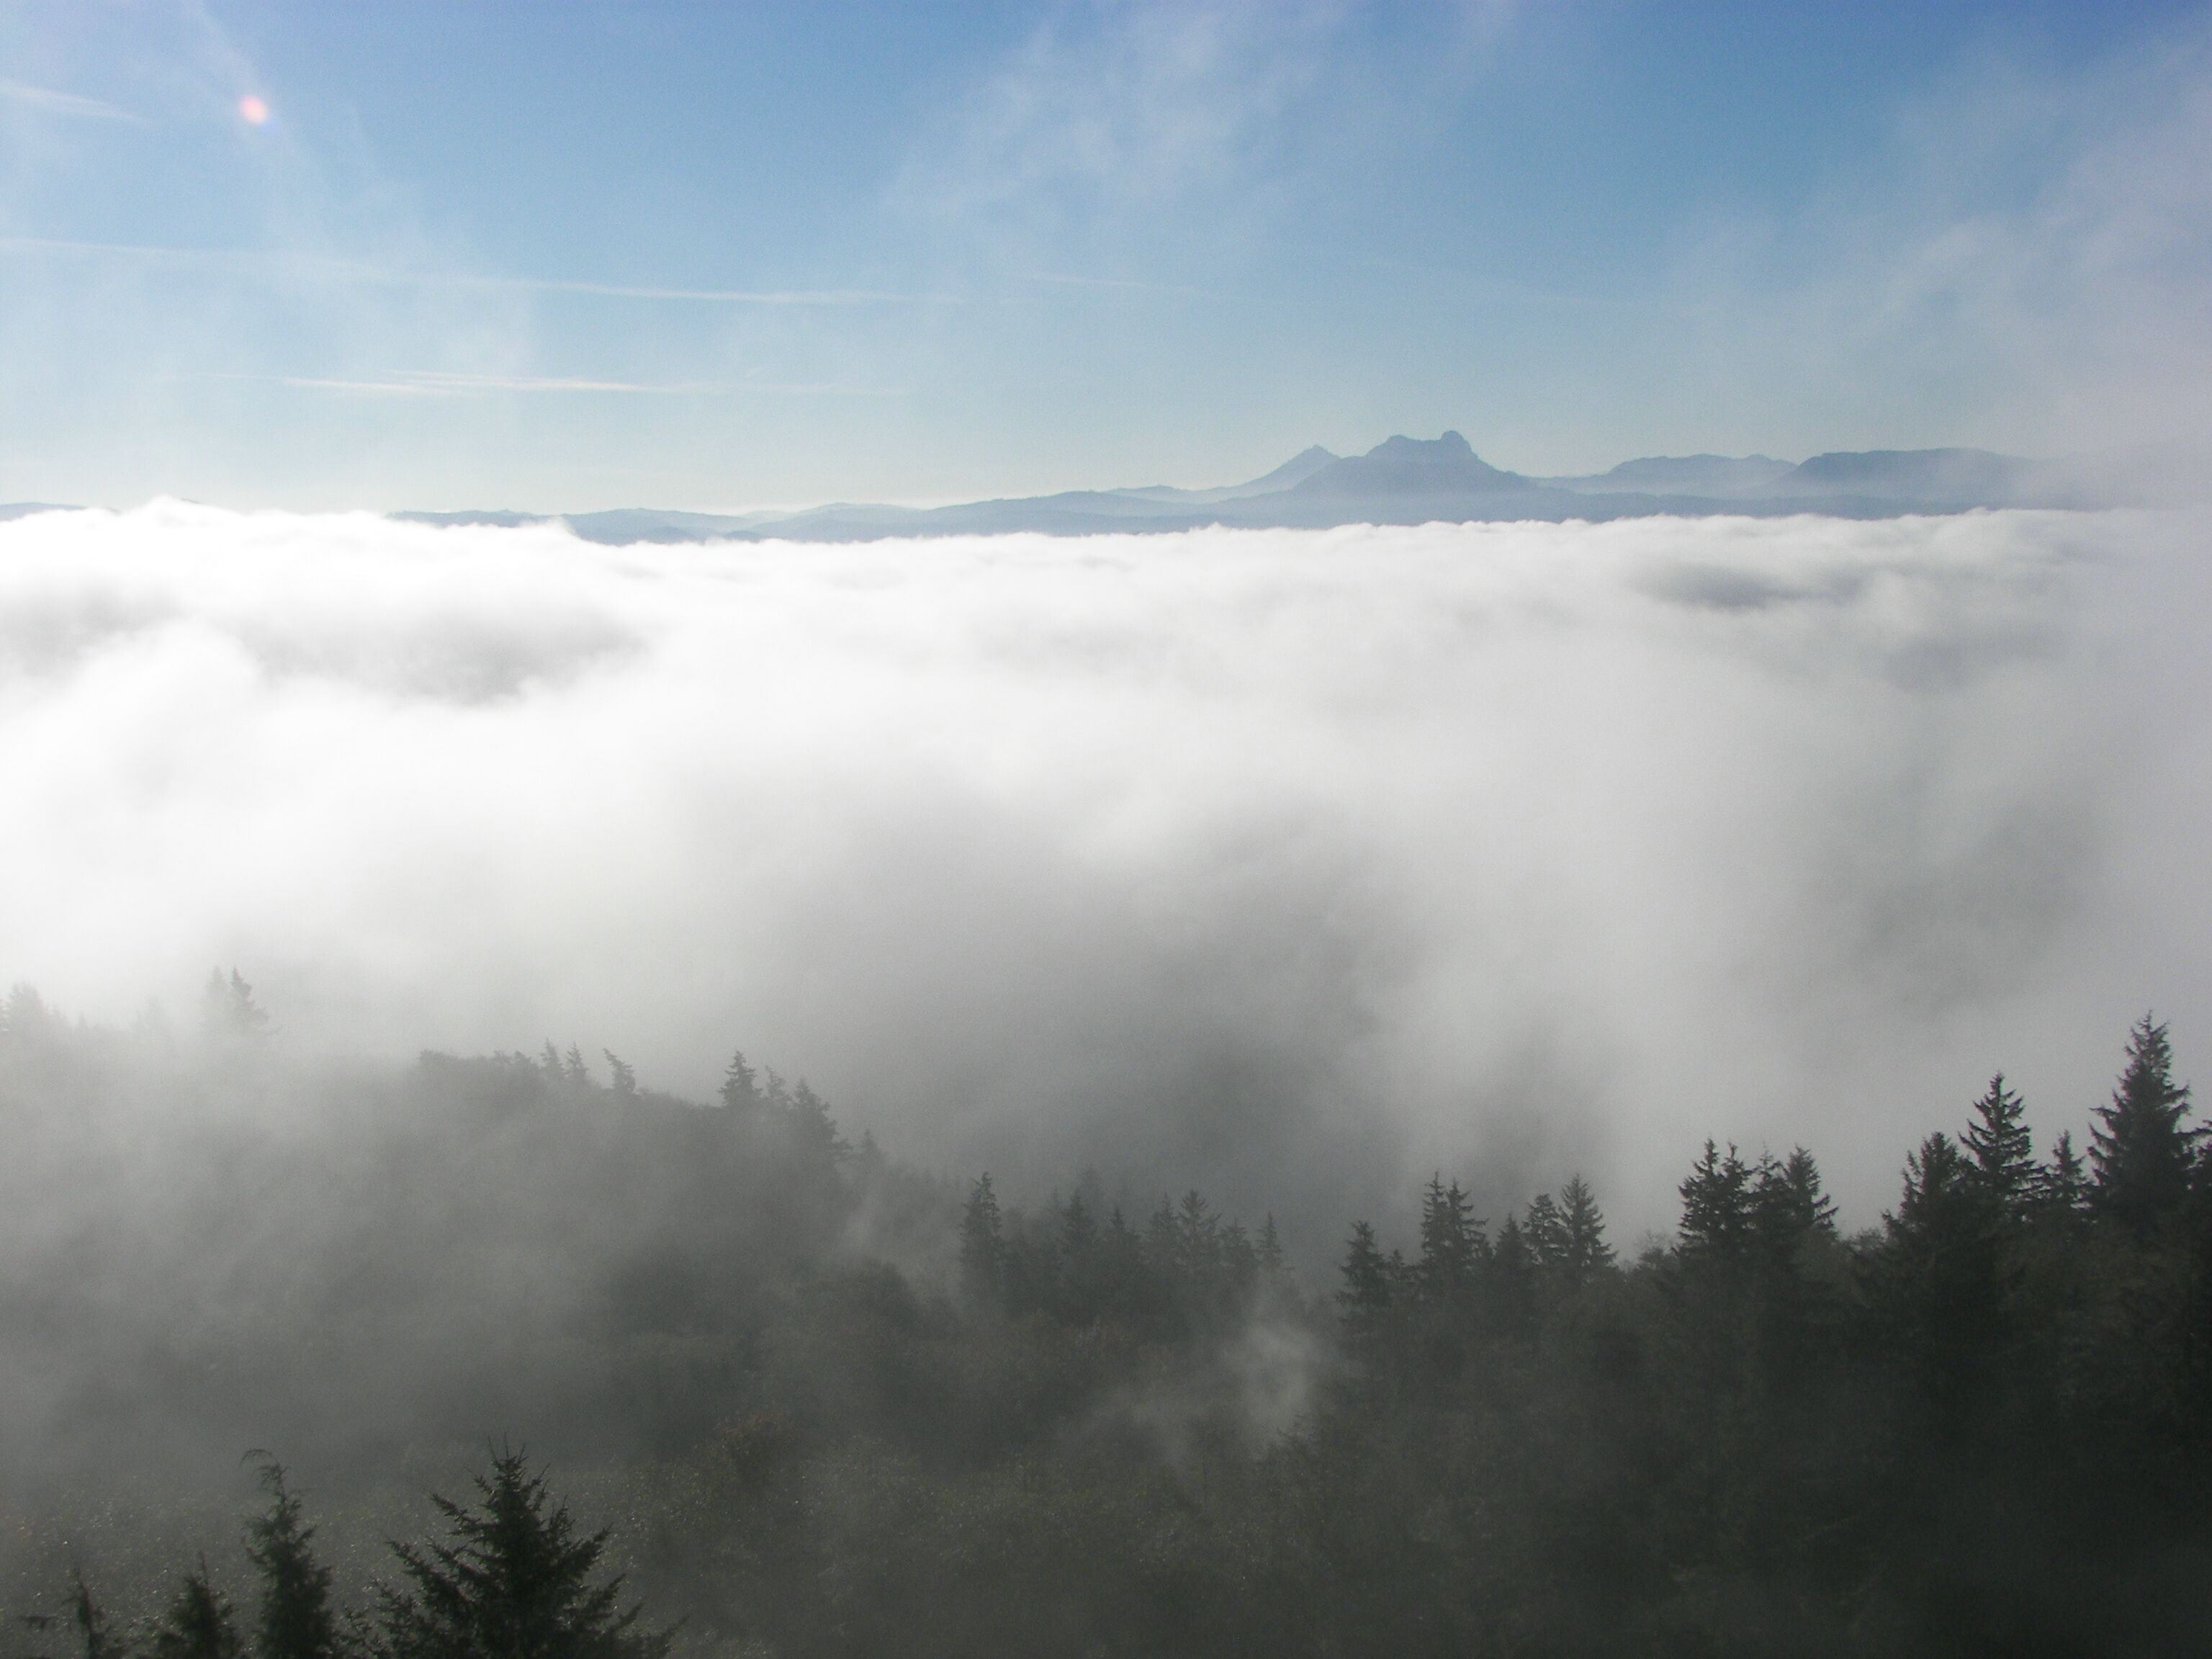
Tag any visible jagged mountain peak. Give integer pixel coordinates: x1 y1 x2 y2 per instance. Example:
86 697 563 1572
1370 431 1474 459
1296 431 1528 495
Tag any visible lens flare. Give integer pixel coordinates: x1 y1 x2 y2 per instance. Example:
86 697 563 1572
237 94 270 125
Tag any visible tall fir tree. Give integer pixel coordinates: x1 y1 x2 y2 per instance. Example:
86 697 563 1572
202 969 271 1043
1962 1074 2036 1215
786 1080 848 1167
1058 1190 1097 1260
1555 1175 1614 1285
1337 1220 1393 1336
244 1460 338 1659
1489 1213 1539 1331
1750 1147 1838 1256
717 1050 760 1113
153 1563 239 1659
958 1175 1006 1308
1256 1214 1287 1282
1415 1174 1481 1302
760 1068 793 1117
2033 1130 2090 1218
68 1573 116 1659
1678 1141 1753 1262
2090 1016 2200 1234
374 1448 667 1659
1175 1190 1220 1281
1524 1193 1570 1270
1876 1132 2015 1418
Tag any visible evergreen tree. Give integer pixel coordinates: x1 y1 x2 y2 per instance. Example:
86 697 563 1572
1051 1192 1103 1323
1555 1175 1614 1285
202 969 271 1043
601 1053 637 1098
1220 1220 1259 1304
1749 1147 1838 1253
153 1563 239 1659
1678 1141 1753 1262
2033 1130 2090 1218
0 982 49 1043
1962 1074 2036 1214
1176 1190 1220 1275
2091 1016 2199 1234
1891 1132 1979 1236
1256 1215 1287 1282
374 1447 667 1659
1876 1132 2015 1416
760 1068 793 1115
717 1051 760 1113
1524 1192 1569 1270
68 1573 114 1659
1337 1220 1393 1336
1386 1246 1412 1299
1058 1190 1097 1260
1742 1149 1839 1386
1492 1212 1533 1272
1143 1196 1179 1263
1415 1174 1480 1302
958 1175 1005 1308
786 1081 848 1166
1489 1213 1538 1330
244 1460 337 1659
1098 1205 1159 1332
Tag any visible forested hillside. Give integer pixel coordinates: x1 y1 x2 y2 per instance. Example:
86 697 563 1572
4 986 2211 1656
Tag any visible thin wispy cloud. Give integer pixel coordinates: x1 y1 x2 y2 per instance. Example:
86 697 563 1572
0 236 916 306
477 275 920 307
905 0 1353 232
1017 270 1225 298
210 370 897 398
1666 12 2212 457
0 79 143 122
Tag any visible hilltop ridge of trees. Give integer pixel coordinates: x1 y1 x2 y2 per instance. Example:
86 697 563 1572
4 995 2212 1655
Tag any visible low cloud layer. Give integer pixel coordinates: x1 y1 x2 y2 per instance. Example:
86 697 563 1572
2 505 2206 1242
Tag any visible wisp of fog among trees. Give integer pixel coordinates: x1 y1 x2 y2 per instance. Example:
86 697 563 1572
4 986 2212 1655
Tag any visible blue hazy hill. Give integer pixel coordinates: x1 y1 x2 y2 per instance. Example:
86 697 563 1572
9 437 2153 547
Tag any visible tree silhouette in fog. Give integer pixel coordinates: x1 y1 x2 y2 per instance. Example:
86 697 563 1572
17 1007 2212 1658
151 1565 238 1659
243 1460 337 1659
200 969 270 1043
2092 1015 2199 1232
375 1449 667 1659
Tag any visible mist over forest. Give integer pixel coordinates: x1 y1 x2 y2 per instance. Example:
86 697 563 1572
3 499 2211 1650
4 503 2209 1238
5 963 2212 1655
9 0 2212 1650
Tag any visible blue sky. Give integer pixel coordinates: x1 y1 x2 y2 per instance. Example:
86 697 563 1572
1 0 2206 509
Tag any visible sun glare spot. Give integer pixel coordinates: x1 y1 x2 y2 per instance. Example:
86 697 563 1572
237 94 270 126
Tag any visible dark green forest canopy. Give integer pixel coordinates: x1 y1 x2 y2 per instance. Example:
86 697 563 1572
4 992 2212 1658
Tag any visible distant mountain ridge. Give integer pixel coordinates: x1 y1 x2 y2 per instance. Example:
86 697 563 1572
484 436 2145 543
1 437 2182 544
1295 431 1529 496
1547 454 1797 496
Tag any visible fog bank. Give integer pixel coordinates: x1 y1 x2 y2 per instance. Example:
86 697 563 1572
1 503 2206 1237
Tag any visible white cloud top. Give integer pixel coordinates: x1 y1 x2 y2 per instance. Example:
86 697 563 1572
0 505 2204 1229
